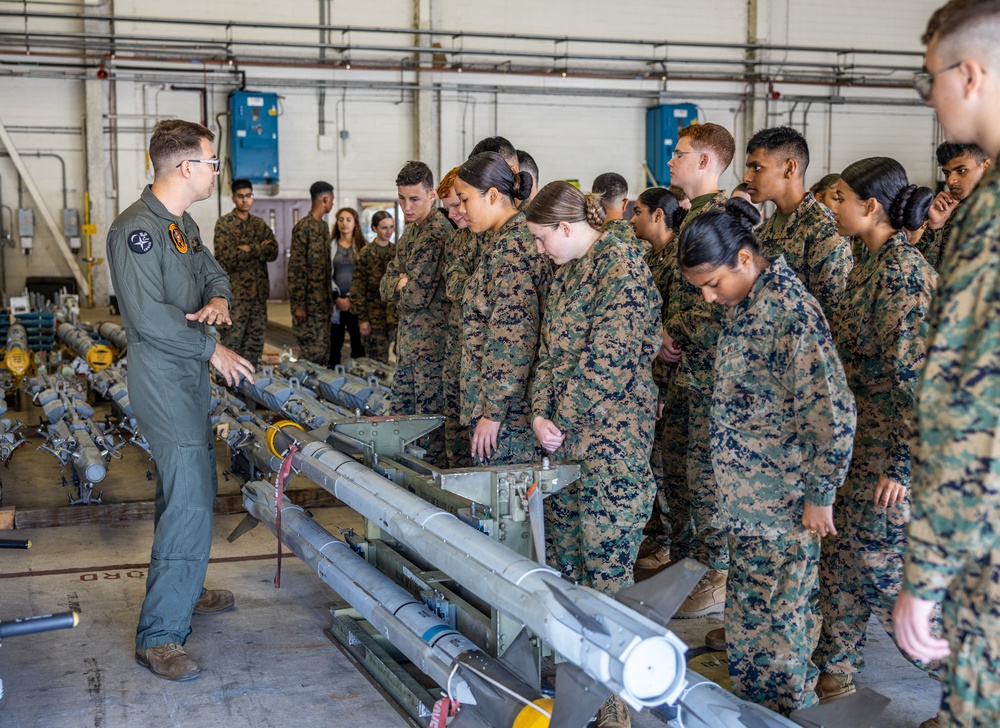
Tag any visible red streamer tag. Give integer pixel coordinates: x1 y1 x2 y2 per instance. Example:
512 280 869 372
429 697 459 728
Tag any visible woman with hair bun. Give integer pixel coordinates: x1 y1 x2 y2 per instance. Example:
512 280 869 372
630 187 689 575
813 157 941 701
454 152 552 464
679 197 856 715
527 179 662 728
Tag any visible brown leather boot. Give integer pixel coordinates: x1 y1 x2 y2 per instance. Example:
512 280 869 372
636 536 659 561
675 569 726 618
596 694 630 728
704 627 726 651
135 643 200 681
193 588 235 614
815 672 856 703
918 718 940 728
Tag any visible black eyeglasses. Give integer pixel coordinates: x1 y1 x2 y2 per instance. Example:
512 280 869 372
913 61 962 102
176 158 221 173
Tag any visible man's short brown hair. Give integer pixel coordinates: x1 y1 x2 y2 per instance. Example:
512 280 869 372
679 123 736 173
923 0 1000 72
149 119 215 175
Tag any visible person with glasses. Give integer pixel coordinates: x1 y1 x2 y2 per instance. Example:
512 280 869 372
212 178 278 365
663 122 735 619
742 126 853 324
288 181 335 363
894 3 1000 727
106 119 256 681
917 141 993 273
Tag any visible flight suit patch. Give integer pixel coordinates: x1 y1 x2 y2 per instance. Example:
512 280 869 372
169 224 189 254
128 230 153 254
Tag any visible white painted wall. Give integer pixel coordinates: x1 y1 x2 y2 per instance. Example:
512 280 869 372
0 0 949 301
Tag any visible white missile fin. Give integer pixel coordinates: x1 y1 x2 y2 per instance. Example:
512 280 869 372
788 687 890 728
498 628 540 691
615 558 707 625
550 662 611 728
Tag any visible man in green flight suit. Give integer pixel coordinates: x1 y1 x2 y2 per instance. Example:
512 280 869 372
106 120 256 681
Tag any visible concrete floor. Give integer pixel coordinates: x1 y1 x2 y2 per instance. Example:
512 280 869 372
0 305 941 727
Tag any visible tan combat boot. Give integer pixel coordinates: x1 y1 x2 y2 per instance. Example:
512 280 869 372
634 544 672 572
918 718 940 728
635 536 660 561
815 672 856 703
674 569 726 618
596 694 630 728
135 643 201 681
193 588 235 614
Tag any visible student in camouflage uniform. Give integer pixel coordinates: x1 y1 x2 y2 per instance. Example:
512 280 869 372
379 161 451 467
353 210 397 363
811 174 842 215
454 152 550 465
528 180 661 728
516 149 539 201
213 178 278 365
743 126 854 323
436 166 476 468
663 122 735 617
918 141 993 273
813 158 941 702
630 187 689 576
592 172 649 260
679 198 856 715
288 181 334 363
895 5 1000 727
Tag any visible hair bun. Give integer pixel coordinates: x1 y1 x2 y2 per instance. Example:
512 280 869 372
890 184 934 231
670 207 688 232
724 197 761 232
583 192 607 230
515 170 533 201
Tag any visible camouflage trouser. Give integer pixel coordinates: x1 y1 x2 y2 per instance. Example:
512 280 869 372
815 540 942 677
293 311 331 364
443 331 472 468
727 532 820 716
392 325 445 467
937 628 1000 728
687 392 728 571
644 382 692 550
363 325 396 364
545 457 655 596
219 297 268 364
467 420 537 467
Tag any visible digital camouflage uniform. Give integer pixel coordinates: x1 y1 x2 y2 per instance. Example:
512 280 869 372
642 237 690 553
106 186 232 650
755 192 853 324
903 162 1000 728
287 215 332 363
380 207 451 467
916 200 965 276
534 230 661 595
441 227 487 468
461 212 551 465
213 210 278 364
602 218 650 262
353 241 398 363
816 232 940 679
665 191 729 570
712 255 856 715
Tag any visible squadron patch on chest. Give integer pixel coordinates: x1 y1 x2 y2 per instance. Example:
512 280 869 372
127 229 154 254
169 223 188 254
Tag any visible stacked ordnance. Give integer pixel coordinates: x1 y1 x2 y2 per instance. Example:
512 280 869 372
88 364 150 455
27 373 123 504
96 321 128 356
3 323 34 384
55 322 113 372
277 358 391 415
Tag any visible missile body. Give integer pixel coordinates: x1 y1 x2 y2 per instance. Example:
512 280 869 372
56 323 113 371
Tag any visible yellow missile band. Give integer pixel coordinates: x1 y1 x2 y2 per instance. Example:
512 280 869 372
267 420 304 458
512 698 554 728
72 612 81 627
86 345 114 371
26 540 32 549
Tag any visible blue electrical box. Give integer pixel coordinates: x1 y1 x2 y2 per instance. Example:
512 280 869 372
645 103 699 186
229 91 279 185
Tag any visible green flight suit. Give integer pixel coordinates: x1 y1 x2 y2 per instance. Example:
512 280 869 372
107 185 231 649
